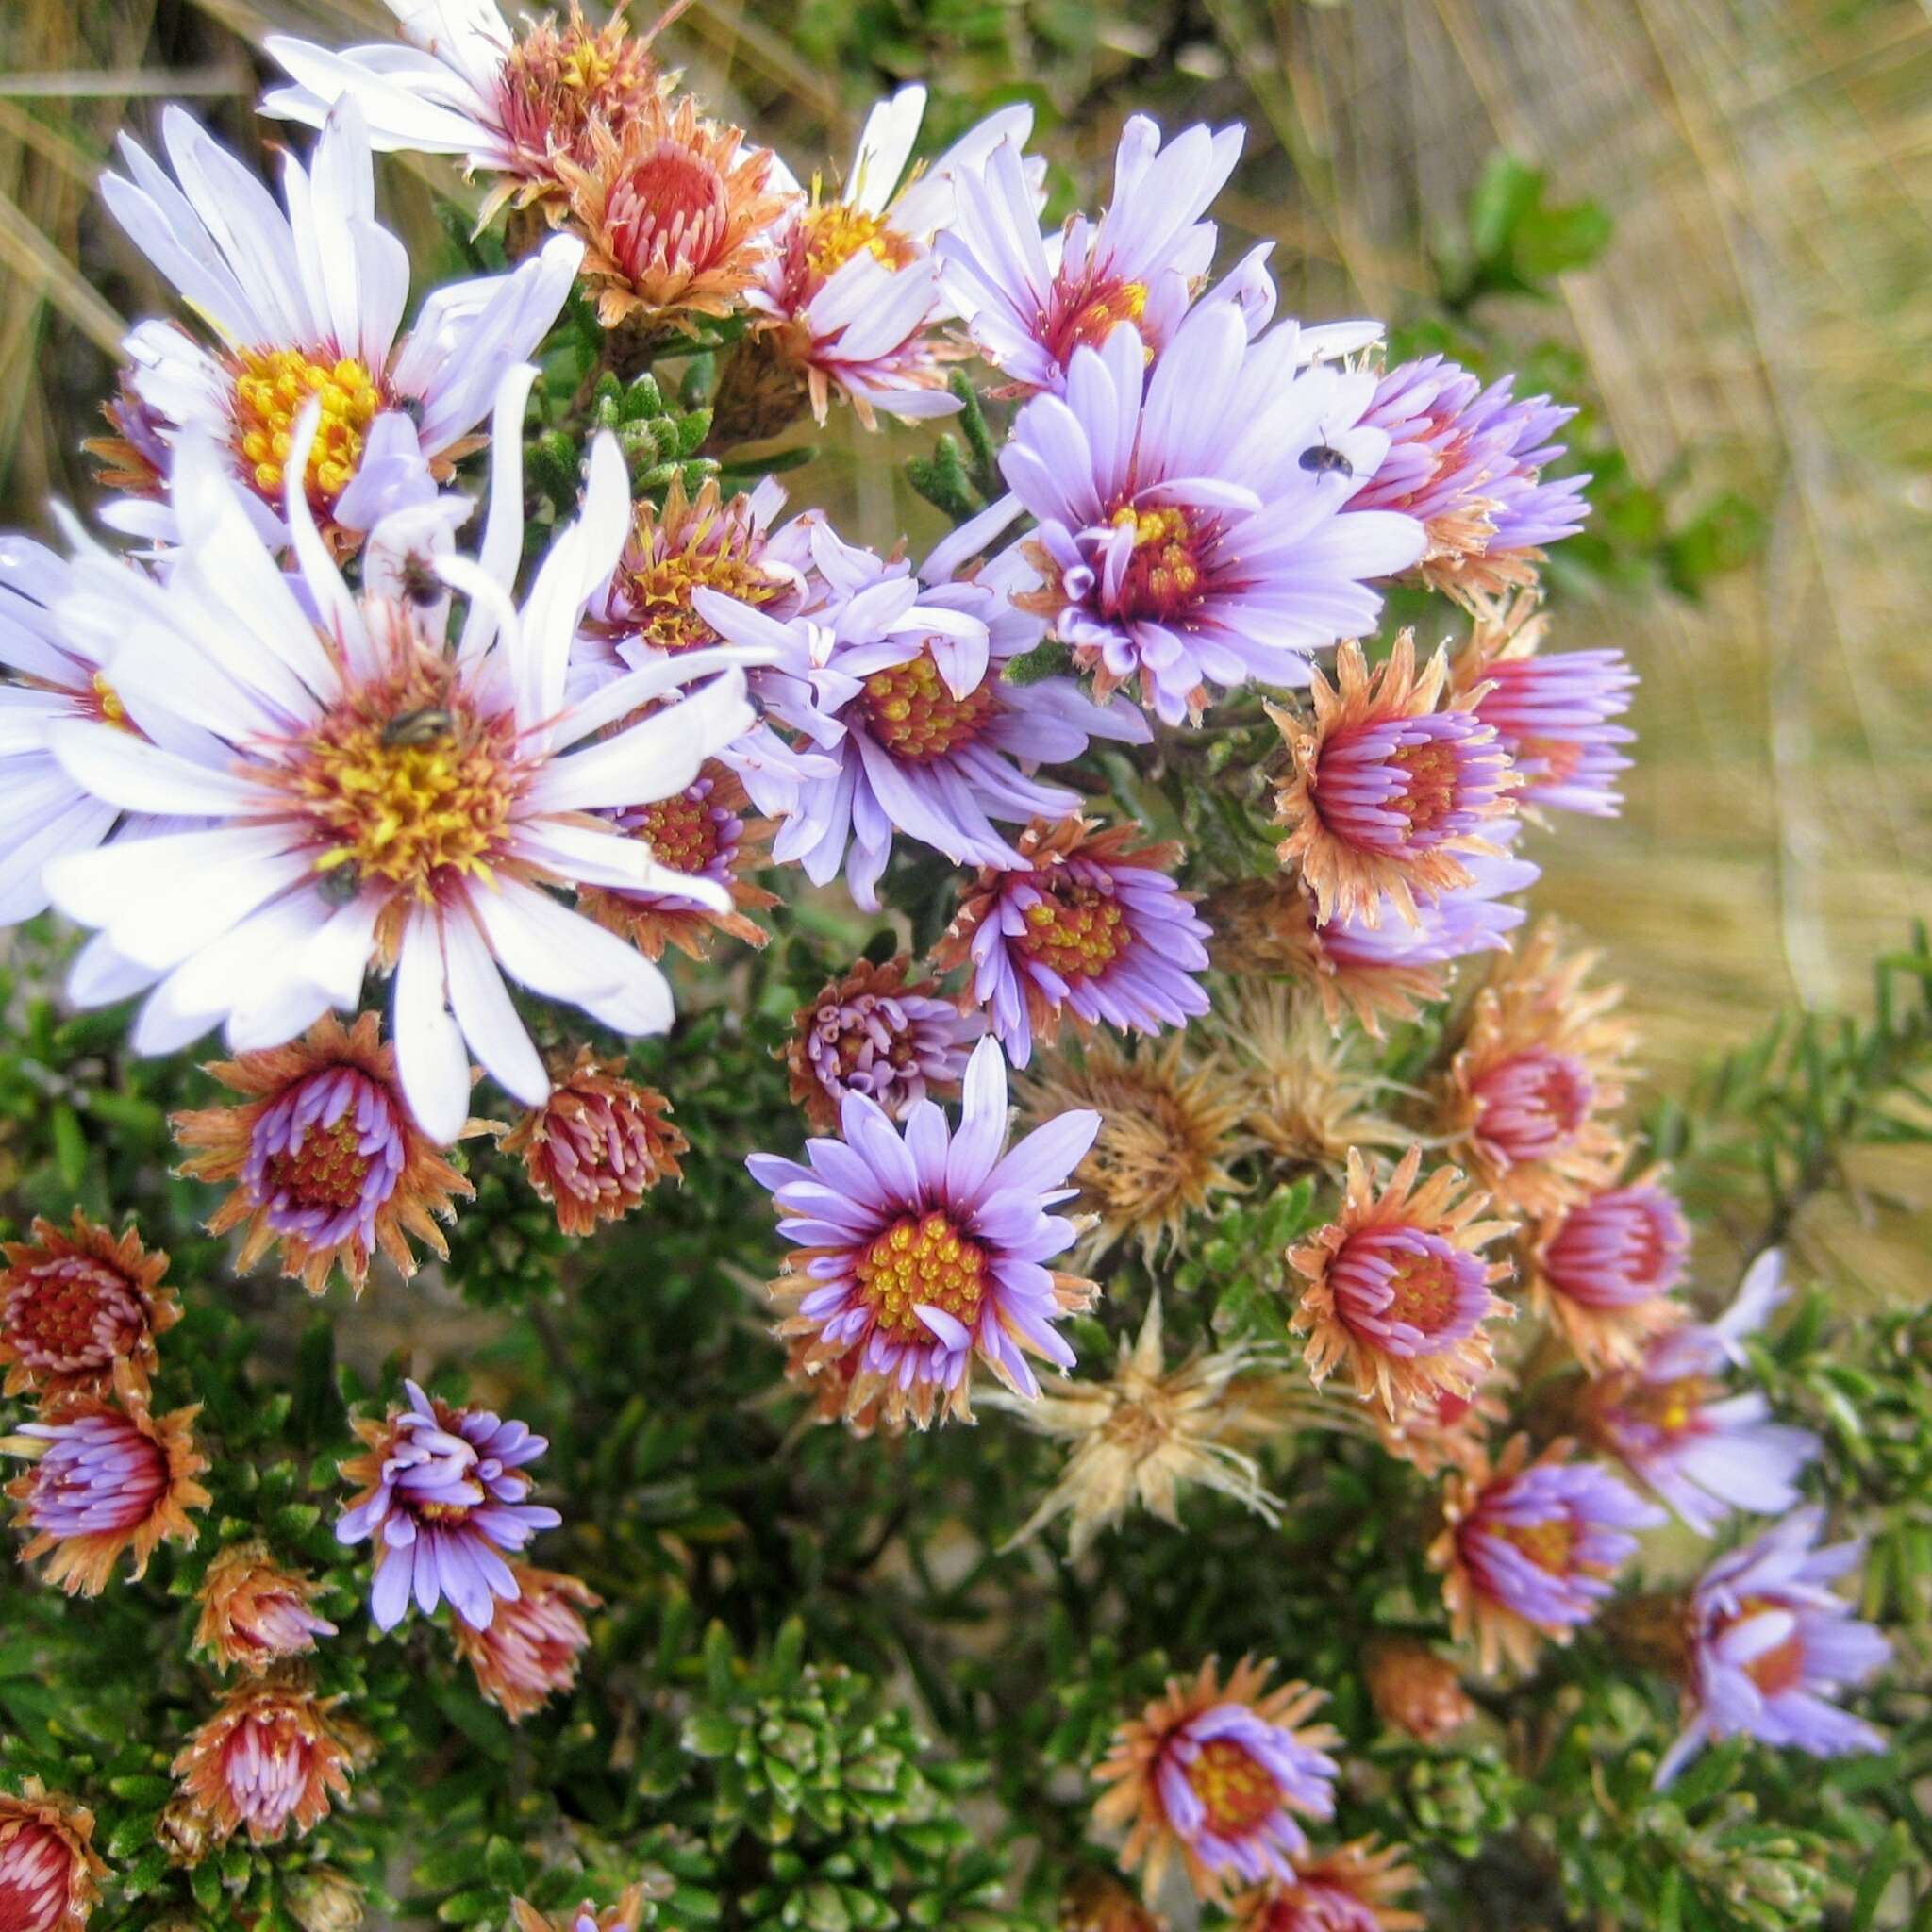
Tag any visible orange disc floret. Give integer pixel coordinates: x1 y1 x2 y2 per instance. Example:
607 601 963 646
0 1210 179 1400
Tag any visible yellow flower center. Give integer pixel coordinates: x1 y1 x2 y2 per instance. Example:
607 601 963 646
231 348 383 510
1620 1374 1713 1438
803 194 918 281
90 671 135 731
1384 1252 1462 1336
1109 503 1211 621
1498 1518 1574 1574
1391 739 1461 836
1182 1737 1278 1837
1016 880 1127 981
1049 275 1150 365
283 661 515 903
619 527 783 654
853 1209 987 1343
634 790 721 874
858 649 998 762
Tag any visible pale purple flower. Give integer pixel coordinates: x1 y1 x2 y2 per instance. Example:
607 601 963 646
1000 306 1424 724
940 815 1211 1069
336 1380 559 1632
17 1408 170 1543
697 525 1146 910
244 1060 408 1253
1541 1183 1690 1309
1457 1453 1662 1635
1313 707 1514 858
1154 1701 1339 1882
1317 843 1540 975
1591 1252 1819 1535
0 539 120 923
1472 647 1635 816
1354 356 1591 580
1655 1505 1889 1788
746 1036 1100 1428
938 116 1242 393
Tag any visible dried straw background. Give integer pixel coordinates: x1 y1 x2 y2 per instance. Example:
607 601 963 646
2 0 1927 1288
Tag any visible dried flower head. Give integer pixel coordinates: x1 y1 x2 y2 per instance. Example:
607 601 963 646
1440 924 1634 1217
784 954 982 1132
1362 1640 1478 1744
1228 1838 1424 1932
0 1780 108 1932
286 1865 367 1932
170 1674 355 1846
1270 634 1515 929
0 1211 179 1400
1446 591 1634 818
1289 1148 1512 1422
453 1563 601 1722
500 1048 687 1238
1524 1169 1690 1369
1059 1871 1162 1932
579 765 779 961
1016 1034 1246 1262
1430 1434 1661 1675
990 1295 1287 1557
555 97 789 334
1214 983 1402 1170
935 815 1211 1069
171 1013 482 1296
192 1541 338 1674
1092 1657 1340 1905
6 1363 209 1596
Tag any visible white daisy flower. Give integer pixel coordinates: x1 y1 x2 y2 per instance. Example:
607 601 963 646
747 85 1037 426
98 99 583 552
262 0 674 216
0 540 123 923
38 366 760 1144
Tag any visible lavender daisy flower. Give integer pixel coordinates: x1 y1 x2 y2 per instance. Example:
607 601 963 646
1585 1251 1819 1535
934 815 1212 1069
1432 1435 1664 1675
1448 591 1635 816
937 116 1241 393
747 1036 1101 1430
1313 842 1541 992
1000 307 1424 724
697 528 1147 909
336 1380 560 1632
1354 356 1591 598
1656 1505 1890 1788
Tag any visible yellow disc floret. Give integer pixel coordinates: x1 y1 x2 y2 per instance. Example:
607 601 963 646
802 191 919 282
231 347 383 508
858 649 998 762
284 657 514 903
1016 880 1128 982
853 1210 988 1343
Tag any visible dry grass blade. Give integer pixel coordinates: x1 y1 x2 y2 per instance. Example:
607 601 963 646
0 184 125 356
